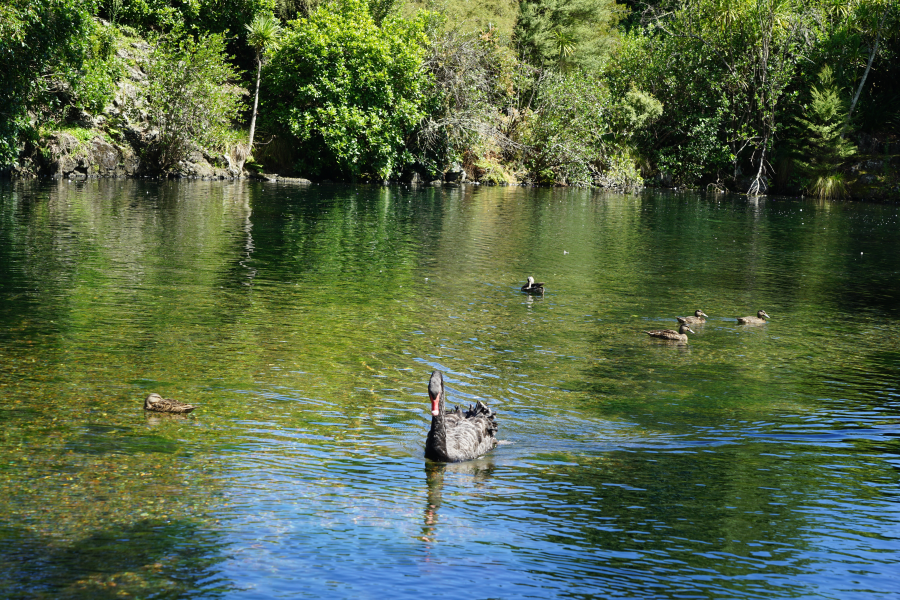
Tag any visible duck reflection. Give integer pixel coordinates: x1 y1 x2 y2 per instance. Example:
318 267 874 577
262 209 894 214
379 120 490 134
144 412 194 427
421 458 496 544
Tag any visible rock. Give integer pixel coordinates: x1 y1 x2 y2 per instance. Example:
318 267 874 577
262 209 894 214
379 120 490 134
401 170 423 184
92 138 124 177
250 172 279 182
428 179 443 186
859 174 878 185
445 162 467 182
55 154 78 178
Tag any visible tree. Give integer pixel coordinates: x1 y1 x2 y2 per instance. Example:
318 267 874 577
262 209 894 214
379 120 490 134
245 13 282 151
263 0 429 179
0 0 96 167
145 31 243 171
792 66 856 199
515 0 624 72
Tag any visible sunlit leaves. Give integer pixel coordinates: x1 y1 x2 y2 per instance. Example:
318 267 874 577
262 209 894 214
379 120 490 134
263 0 429 179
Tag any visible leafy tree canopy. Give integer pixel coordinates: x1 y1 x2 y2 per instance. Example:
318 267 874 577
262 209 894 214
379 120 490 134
515 0 625 72
0 0 98 167
263 0 429 179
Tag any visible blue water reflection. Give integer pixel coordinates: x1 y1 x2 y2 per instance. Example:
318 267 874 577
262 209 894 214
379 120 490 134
0 179 898 599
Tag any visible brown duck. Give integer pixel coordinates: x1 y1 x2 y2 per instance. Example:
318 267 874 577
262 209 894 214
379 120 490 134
144 393 196 414
520 276 544 295
644 323 695 343
424 370 498 463
737 310 770 325
677 309 708 325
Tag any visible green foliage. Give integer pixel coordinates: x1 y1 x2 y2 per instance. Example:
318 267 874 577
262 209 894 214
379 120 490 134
516 0 624 72
416 24 522 175
405 0 520 38
274 0 325 21
521 71 613 186
264 0 429 179
144 30 243 170
0 0 97 167
245 13 282 55
620 85 662 134
791 66 856 198
100 0 277 37
603 2 809 188
71 22 124 115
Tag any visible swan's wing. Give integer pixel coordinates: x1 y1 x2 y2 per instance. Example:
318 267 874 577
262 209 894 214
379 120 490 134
445 404 498 462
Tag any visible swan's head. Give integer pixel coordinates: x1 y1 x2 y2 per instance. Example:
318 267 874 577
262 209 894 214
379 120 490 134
695 309 708 318
757 310 770 319
428 370 443 416
679 324 695 334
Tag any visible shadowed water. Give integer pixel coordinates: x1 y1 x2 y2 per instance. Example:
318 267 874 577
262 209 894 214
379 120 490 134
0 179 898 598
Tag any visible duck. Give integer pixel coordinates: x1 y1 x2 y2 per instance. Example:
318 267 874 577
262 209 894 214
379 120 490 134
737 310 770 325
677 309 709 325
521 276 544 295
144 393 196 414
424 370 498 463
644 323 695 343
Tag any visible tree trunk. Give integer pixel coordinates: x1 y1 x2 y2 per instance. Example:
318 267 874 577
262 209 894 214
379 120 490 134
248 56 262 150
848 8 887 123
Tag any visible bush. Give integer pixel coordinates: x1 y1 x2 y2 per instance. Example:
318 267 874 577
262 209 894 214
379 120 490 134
144 30 243 171
100 0 276 36
263 0 429 179
70 21 123 116
416 25 523 176
520 70 612 186
0 0 96 167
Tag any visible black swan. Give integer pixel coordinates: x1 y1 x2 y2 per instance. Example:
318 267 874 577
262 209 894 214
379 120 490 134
643 323 695 343
520 276 544 295
737 309 770 324
677 309 708 325
144 393 196 414
424 370 498 462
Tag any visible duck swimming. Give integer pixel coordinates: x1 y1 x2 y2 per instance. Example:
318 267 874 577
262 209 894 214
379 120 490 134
144 393 196 414
424 370 498 463
677 309 708 325
521 276 544 295
644 323 695 343
737 310 770 325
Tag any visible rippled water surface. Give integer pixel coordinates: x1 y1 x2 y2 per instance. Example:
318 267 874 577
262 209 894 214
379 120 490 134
1 179 899 599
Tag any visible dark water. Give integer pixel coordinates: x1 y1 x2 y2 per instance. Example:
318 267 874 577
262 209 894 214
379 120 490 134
1 179 898 599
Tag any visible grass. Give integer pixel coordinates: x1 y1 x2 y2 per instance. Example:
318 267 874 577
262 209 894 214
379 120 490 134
809 173 848 200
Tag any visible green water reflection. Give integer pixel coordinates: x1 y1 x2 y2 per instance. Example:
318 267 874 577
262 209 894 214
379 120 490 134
0 179 898 598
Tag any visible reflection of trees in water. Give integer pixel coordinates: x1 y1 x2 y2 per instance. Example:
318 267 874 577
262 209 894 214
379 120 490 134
0 518 231 599
421 458 496 544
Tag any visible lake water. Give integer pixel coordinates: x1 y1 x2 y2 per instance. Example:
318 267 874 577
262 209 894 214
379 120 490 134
1 179 898 599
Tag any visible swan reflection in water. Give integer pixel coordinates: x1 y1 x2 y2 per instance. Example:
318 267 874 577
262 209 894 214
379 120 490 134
421 458 496 544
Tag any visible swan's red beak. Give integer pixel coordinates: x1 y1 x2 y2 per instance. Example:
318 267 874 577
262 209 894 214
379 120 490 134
430 393 440 416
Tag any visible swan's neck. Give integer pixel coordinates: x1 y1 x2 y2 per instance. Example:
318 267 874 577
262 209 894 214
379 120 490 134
427 389 448 458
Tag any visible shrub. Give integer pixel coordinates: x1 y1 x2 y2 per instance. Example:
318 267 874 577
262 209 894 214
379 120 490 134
263 0 429 179
144 30 243 171
0 0 96 167
520 70 612 186
70 21 123 116
416 25 523 177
